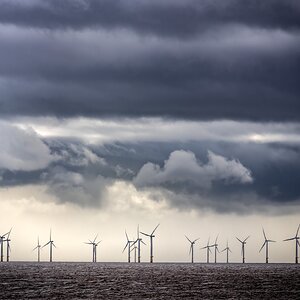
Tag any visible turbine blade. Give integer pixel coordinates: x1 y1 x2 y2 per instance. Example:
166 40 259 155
52 243 56 248
141 240 147 246
185 235 192 243
208 247 212 253
262 228 267 240
296 224 300 237
122 242 129 253
221 248 226 252
42 241 50 248
131 240 137 247
137 225 139 239
259 241 266 253
125 230 129 242
189 245 192 255
151 223 160 235
229 248 232 253
32 246 38 251
283 237 295 241
215 234 219 244
269 240 276 243
193 238 200 243
244 236 250 242
140 232 150 237
236 237 242 243
7 227 12 239
93 234 98 243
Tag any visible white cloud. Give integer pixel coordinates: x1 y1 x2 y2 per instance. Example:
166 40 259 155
134 150 253 189
0 122 54 171
11 117 300 144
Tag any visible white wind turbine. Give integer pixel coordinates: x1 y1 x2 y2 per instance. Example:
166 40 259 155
123 230 135 263
0 230 10 262
236 236 250 263
259 228 276 263
201 238 213 263
185 235 199 263
33 236 42 262
283 224 300 264
4 228 12 262
135 225 146 263
42 230 56 262
211 235 220 263
85 234 101 262
221 240 232 263
140 224 160 263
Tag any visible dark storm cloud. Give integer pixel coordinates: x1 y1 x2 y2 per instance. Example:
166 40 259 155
0 0 300 35
0 1 299 121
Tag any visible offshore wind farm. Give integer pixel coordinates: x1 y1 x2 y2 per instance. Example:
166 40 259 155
1 0 300 298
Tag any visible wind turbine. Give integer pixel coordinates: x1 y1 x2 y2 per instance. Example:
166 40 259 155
140 223 160 263
43 230 56 262
283 224 300 264
221 241 232 263
201 238 213 263
211 235 220 263
259 228 276 263
0 230 10 262
236 236 250 263
85 234 101 262
33 237 42 262
123 230 135 263
4 228 12 262
185 235 199 263
135 225 146 263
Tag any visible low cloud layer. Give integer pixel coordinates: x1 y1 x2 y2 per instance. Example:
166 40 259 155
0 119 299 213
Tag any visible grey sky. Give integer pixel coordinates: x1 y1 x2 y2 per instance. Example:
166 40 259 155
0 0 299 120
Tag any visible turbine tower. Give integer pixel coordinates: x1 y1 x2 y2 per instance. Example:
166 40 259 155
201 238 213 263
0 230 10 262
236 236 250 263
212 235 220 263
140 223 160 263
43 230 56 262
283 224 300 264
33 237 42 262
123 230 135 263
131 244 138 263
185 235 199 263
259 228 276 263
135 225 146 263
4 228 12 262
221 241 232 263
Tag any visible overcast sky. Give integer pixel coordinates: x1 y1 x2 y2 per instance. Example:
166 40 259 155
0 0 299 263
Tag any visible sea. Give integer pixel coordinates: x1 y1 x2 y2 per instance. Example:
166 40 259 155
0 262 299 299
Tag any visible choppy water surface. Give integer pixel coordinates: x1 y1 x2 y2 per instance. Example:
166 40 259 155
0 263 299 299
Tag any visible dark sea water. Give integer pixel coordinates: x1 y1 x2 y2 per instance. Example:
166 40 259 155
0 262 299 299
